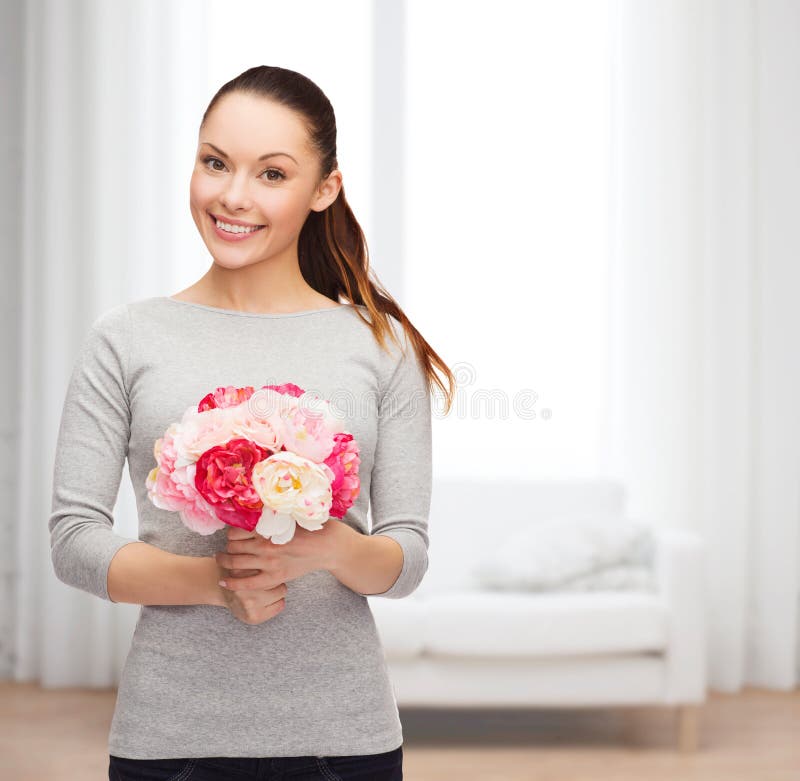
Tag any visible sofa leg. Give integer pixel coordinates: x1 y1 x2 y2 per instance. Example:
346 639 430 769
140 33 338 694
676 704 700 752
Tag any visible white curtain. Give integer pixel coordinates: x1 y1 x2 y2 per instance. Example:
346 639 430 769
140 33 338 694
608 0 800 691
13 0 209 686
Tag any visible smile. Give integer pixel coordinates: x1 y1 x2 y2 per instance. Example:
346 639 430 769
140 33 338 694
208 212 266 241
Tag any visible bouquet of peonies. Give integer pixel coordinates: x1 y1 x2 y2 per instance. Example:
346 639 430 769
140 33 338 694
145 382 360 544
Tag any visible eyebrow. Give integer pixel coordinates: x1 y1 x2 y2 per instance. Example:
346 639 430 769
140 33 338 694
200 142 297 165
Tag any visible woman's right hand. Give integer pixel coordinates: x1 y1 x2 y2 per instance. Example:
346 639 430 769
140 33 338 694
217 565 287 625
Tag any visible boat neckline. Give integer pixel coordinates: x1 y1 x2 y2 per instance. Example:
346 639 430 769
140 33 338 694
161 296 353 319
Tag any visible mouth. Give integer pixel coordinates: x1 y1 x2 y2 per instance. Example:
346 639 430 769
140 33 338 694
208 211 266 238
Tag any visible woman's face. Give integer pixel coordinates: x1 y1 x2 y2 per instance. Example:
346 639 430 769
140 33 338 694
189 92 337 268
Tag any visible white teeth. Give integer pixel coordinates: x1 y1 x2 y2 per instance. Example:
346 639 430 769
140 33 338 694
214 218 263 234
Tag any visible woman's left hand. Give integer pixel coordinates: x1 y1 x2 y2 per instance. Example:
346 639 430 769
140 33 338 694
215 519 342 592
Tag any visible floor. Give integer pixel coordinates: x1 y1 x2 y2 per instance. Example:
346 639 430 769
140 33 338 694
0 682 797 780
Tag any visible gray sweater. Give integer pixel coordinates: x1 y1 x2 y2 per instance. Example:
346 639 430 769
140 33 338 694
48 296 432 759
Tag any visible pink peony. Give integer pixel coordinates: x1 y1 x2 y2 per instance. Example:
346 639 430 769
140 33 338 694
198 385 255 412
145 424 224 535
324 432 361 518
176 405 237 464
227 401 282 453
278 394 346 462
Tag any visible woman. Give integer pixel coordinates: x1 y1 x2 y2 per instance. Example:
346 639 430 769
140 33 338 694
47 65 454 780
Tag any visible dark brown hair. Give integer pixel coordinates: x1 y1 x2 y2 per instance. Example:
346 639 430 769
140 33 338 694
201 65 455 414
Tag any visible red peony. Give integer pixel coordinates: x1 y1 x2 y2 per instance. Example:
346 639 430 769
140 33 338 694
194 437 272 530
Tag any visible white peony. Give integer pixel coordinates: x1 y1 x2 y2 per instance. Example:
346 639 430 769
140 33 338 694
251 450 336 544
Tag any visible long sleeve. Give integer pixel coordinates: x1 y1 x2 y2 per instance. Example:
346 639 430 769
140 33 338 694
48 303 141 602
366 319 433 599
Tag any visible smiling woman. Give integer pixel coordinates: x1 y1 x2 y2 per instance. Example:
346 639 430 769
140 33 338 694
46 63 456 781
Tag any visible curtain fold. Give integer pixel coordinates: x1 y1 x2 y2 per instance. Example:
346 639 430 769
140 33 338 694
610 0 800 691
14 0 209 686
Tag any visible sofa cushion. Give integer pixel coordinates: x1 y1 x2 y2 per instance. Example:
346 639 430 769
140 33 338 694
419 590 668 656
419 479 630 593
471 516 656 591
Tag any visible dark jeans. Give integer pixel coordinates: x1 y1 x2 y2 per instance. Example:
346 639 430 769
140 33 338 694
108 744 403 780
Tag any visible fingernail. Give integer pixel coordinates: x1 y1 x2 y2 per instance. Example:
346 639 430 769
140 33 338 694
218 580 227 588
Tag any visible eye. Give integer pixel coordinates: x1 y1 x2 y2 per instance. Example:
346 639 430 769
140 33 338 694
261 168 286 182
201 154 226 172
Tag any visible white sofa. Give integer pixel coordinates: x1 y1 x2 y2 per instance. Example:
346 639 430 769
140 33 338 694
367 479 708 752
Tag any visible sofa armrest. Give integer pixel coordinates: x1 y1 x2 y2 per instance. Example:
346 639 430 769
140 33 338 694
654 527 708 703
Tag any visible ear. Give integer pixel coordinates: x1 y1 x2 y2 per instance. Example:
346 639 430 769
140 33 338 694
311 168 343 212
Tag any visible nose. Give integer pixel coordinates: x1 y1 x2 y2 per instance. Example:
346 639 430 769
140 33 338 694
219 173 254 213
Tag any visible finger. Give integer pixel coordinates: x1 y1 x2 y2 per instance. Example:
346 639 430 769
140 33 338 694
226 538 264 554
220 573 265 591
215 551 260 569
226 525 256 540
